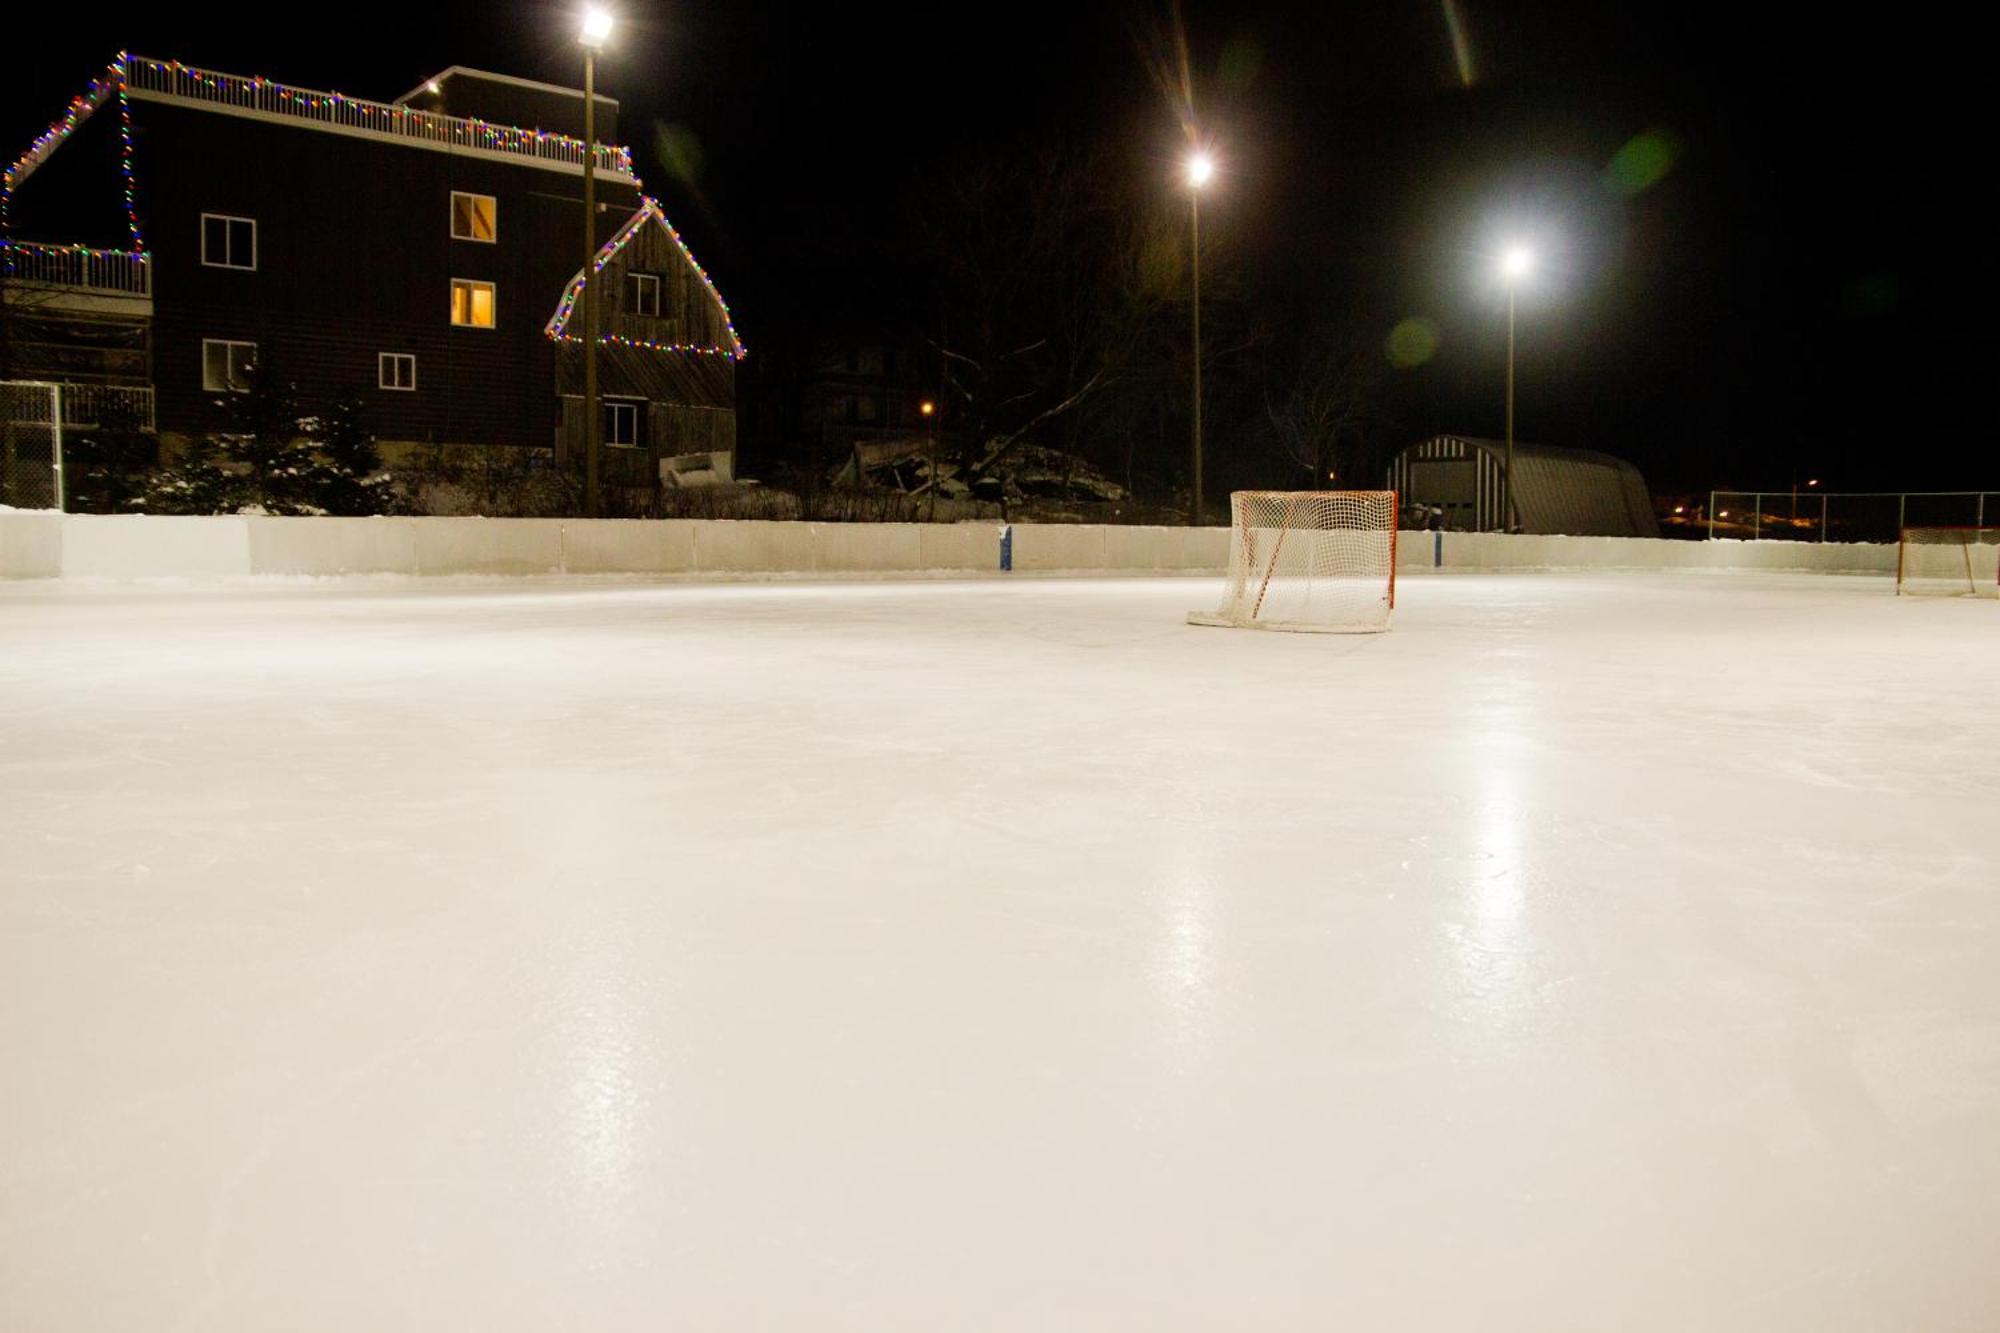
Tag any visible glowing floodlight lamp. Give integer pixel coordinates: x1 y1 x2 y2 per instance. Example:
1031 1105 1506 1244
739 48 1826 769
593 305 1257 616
1500 245 1533 282
579 6 614 49
1186 151 1216 189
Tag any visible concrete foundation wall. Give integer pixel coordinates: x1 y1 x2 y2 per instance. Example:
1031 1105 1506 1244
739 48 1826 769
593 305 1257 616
1 511 1903 582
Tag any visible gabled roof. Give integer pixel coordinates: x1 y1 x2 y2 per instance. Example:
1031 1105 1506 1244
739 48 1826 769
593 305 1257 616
544 197 745 359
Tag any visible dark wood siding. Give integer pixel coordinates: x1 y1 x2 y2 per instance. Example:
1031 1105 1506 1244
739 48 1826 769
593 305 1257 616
133 98 641 446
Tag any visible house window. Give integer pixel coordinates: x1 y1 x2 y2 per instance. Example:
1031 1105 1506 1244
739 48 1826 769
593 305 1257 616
450 279 496 328
604 399 642 448
378 352 417 391
627 272 660 317
200 214 256 270
451 192 497 243
201 338 256 393
857 395 881 423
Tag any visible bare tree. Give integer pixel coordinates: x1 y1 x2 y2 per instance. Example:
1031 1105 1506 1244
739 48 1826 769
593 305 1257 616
915 145 1185 492
1265 330 1387 490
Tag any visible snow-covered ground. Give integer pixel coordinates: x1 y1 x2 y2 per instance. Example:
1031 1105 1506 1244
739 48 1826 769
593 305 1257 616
3 572 1997 1331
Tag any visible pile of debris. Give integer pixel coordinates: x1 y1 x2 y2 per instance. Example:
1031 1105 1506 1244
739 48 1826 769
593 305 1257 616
836 439 1126 503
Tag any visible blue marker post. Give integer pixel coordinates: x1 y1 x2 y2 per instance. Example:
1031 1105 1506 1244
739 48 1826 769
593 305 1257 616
999 524 1014 572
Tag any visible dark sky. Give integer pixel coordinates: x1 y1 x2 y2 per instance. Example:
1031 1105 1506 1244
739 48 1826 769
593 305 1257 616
6 2 1989 491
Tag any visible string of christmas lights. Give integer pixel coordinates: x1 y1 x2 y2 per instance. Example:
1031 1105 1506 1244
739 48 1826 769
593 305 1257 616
550 333 740 357
1 61 120 234
544 197 746 359
116 54 146 249
125 57 634 175
1 56 146 249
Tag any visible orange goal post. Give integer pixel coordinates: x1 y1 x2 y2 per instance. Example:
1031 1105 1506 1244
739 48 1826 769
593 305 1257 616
1188 490 1399 633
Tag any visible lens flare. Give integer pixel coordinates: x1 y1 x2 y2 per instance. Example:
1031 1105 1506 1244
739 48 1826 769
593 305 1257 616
1605 129 1681 195
1387 318 1441 368
1441 0 1477 87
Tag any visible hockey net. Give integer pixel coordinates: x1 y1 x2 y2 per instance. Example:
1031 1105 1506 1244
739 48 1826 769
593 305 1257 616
1188 491 1398 633
1897 526 2000 598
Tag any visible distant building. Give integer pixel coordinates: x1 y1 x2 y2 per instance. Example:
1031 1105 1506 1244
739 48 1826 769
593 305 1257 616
1 54 742 487
803 335 937 473
1386 435 1659 537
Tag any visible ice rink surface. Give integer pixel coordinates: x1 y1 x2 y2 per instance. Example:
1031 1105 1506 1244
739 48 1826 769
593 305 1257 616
3 571 1998 1331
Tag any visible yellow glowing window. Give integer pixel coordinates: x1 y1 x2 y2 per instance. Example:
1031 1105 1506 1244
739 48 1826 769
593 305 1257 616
451 192 496 242
451 279 495 328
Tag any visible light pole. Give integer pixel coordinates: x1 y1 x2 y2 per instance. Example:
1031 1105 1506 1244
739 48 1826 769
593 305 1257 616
579 6 613 518
1498 245 1532 533
1185 150 1214 527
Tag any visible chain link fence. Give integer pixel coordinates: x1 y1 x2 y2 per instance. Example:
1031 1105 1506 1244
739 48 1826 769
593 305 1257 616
1703 490 1994 543
1 381 63 511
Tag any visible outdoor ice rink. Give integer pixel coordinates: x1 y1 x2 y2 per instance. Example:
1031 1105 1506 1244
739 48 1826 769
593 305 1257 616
3 570 1998 1331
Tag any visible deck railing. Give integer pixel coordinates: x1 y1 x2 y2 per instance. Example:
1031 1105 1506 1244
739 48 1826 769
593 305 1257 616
58 383 155 431
0 240 151 296
124 56 636 179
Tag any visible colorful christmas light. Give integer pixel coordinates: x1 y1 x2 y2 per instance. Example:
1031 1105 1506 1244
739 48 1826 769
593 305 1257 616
2 55 146 249
545 196 745 359
125 57 635 176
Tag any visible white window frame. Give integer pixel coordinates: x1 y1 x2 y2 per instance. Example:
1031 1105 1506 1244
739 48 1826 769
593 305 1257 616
604 398 643 449
450 191 498 243
200 213 257 270
378 352 417 391
627 272 661 317
201 338 257 393
450 278 497 329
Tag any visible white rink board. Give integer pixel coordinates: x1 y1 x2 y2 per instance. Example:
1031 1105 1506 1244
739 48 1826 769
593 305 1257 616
3 574 1999 1331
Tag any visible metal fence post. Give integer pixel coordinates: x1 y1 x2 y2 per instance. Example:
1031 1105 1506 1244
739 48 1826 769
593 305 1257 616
1897 493 1906 536
1706 490 1716 541
1820 491 1828 541
1752 492 1761 541
51 384 65 513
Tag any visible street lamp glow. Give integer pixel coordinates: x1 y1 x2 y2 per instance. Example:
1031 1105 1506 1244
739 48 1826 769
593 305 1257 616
919 400 935 417
1186 152 1215 189
579 6 614 49
1500 246 1533 282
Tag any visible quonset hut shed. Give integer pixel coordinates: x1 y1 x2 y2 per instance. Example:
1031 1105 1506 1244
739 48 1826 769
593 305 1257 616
1386 435 1659 537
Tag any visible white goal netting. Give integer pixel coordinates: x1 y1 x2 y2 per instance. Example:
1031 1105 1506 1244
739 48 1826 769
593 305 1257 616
1188 490 1398 633
1898 526 2000 598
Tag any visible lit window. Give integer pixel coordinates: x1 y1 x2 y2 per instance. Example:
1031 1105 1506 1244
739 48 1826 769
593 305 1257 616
378 352 417 391
200 214 256 270
604 400 642 448
451 192 497 243
451 278 496 328
627 272 661 317
201 338 256 393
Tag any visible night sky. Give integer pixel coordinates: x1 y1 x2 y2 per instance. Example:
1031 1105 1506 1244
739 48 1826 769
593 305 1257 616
5 2 1988 492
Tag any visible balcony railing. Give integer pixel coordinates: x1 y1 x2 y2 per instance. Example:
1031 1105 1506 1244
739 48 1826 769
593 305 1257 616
59 383 156 431
124 56 636 179
1 240 152 296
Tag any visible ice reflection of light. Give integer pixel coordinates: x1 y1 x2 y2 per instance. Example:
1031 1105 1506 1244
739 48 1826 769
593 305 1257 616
564 981 640 1198
1151 826 1218 1067
1451 730 1533 1022
531 778 650 1237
